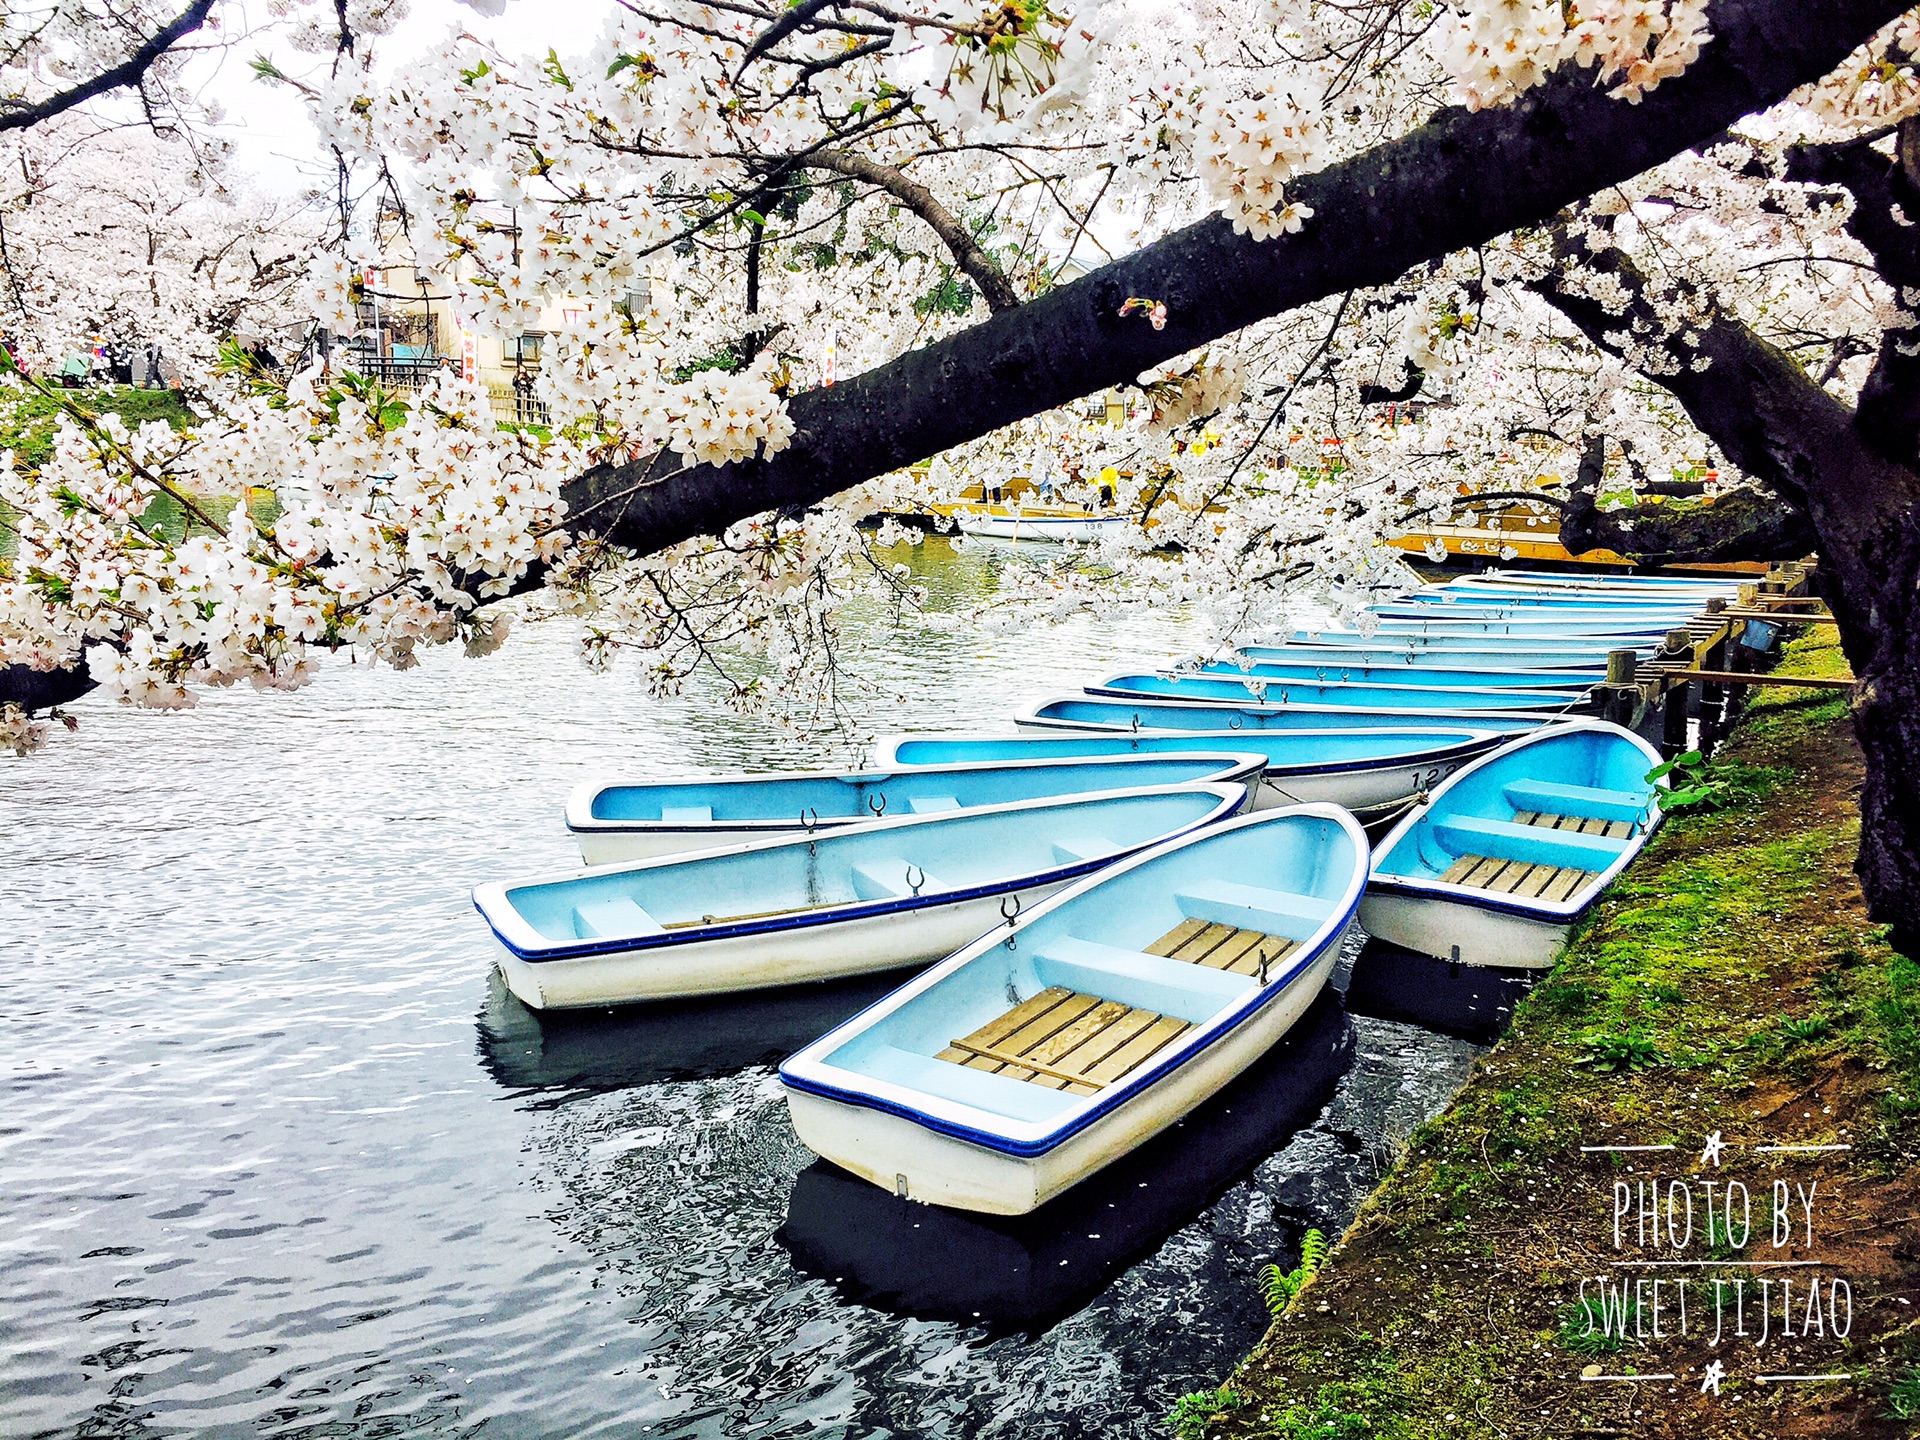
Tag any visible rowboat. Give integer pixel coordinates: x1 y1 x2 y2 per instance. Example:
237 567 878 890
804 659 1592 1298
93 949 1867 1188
777 994 1353 1330
1015 695 1552 735
937 503 1126 542
1367 602 1696 625
473 784 1244 1010
779 803 1367 1213
1085 671 1591 714
868 727 1502 818
1192 657 1604 689
1360 721 1665 969
566 752 1266 863
1292 619 1676 641
1236 648 1628 675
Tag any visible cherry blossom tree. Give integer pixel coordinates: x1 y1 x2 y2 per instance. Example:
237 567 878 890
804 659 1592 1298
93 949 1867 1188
7 0 1920 944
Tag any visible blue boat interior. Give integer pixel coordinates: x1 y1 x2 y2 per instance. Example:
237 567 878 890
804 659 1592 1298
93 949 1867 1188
585 755 1245 825
809 812 1360 1127
1091 673 1589 712
884 729 1491 771
1374 729 1661 903
1026 697 1547 734
501 788 1234 947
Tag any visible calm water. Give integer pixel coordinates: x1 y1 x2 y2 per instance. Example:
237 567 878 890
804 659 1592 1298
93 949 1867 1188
1 540 1484 1439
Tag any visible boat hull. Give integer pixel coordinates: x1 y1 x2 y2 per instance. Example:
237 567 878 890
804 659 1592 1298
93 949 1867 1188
784 926 1345 1213
496 880 1069 1010
1358 886 1570 970
1250 754 1471 816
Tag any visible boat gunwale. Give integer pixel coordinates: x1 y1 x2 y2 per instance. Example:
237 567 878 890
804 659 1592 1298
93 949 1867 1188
1087 671 1594 709
778 803 1367 1159
475 783 1248 965
1363 719 1667 922
562 752 1266 838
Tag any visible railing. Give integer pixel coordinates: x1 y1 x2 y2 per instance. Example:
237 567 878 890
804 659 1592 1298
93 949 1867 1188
339 357 551 427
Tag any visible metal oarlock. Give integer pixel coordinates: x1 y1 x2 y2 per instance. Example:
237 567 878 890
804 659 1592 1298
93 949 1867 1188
1001 893 1021 949
867 794 887 817
905 864 925 896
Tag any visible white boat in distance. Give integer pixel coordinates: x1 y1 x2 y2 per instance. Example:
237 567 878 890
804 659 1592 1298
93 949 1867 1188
473 784 1244 1009
781 804 1367 1214
566 752 1265 864
952 509 1126 542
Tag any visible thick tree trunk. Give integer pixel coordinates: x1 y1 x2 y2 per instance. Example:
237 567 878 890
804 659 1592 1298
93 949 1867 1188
1539 245 1920 951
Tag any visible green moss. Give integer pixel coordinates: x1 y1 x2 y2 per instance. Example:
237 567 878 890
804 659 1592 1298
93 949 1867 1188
1215 630 1917 1439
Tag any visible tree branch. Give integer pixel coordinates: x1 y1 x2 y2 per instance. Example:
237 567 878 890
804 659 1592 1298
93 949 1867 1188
0 0 217 133
568 0 1905 563
807 149 1021 312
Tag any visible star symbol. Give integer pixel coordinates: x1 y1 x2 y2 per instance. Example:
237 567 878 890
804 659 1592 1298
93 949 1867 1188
1701 1359 1726 1396
1701 1130 1726 1168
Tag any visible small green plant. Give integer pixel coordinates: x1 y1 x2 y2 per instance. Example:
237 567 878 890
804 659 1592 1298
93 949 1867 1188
1168 1385 1246 1439
1887 1364 1920 1420
1558 1295 1639 1356
1575 1027 1664 1072
1261 1228 1330 1317
1645 751 1781 813
1780 1012 1833 1043
1705 1204 1747 1259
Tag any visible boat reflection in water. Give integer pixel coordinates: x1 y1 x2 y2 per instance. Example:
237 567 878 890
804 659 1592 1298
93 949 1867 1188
1342 939 1535 1044
777 994 1355 1334
476 968 905 1096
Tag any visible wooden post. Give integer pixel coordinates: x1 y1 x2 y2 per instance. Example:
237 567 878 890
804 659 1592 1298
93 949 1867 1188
1663 678 1691 758
1698 603 1729 755
1603 648 1640 729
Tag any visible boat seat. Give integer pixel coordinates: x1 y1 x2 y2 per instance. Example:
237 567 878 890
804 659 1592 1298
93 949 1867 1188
1144 918 1302 981
1051 835 1119 865
849 861 942 901
1034 937 1255 1022
906 794 962 814
659 804 713 825
1430 815 1627 871
935 986 1193 1097
1502 779 1649 829
1436 853 1600 902
1173 879 1335 942
571 896 666 939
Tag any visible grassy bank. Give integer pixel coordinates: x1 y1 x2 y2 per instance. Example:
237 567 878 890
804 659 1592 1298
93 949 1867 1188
1195 632 1920 1439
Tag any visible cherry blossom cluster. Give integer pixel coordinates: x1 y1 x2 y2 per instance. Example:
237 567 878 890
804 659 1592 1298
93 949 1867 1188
1435 0 1713 113
0 370 570 710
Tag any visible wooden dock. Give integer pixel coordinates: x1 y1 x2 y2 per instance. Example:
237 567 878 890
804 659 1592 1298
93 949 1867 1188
1587 562 1850 757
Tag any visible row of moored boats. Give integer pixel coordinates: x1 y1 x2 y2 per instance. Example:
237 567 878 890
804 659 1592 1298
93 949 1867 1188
472 568 1752 1214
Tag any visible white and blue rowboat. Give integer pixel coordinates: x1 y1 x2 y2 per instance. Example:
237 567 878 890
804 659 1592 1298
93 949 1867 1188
1233 643 1619 672
566 753 1267 864
779 803 1368 1214
1085 671 1592 714
1360 721 1666 970
473 784 1244 1010
1191 657 1604 689
868 727 1501 818
1447 570 1741 595
1401 585 1713 608
1367 602 1698 625
1016 695 1552 736
1292 619 1675 641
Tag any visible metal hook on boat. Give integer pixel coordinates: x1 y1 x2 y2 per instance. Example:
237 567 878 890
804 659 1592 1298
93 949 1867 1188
800 806 819 832
1001 892 1021 948
1228 717 1243 730
905 864 925 896
868 794 887 817
1130 714 1141 733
